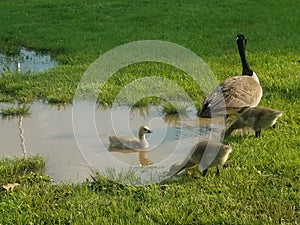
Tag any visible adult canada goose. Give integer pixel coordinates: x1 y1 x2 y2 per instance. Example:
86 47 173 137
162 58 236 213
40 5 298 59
108 125 152 149
167 141 232 177
198 34 262 118
224 106 283 138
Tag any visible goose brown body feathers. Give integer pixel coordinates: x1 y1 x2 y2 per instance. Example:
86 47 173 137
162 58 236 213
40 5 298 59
198 34 262 118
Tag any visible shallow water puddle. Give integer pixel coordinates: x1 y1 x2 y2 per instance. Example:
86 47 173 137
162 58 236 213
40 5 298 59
0 48 58 74
0 102 221 184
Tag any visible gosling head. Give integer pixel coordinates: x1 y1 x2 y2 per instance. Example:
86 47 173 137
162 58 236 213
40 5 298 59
201 143 233 170
272 110 283 119
140 125 152 134
219 144 233 157
218 145 233 165
167 164 184 176
139 125 152 139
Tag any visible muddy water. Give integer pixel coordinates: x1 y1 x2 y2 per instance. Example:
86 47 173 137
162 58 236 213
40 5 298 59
0 102 223 184
0 48 58 74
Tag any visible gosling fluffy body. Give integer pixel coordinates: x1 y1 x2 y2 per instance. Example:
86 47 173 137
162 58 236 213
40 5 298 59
108 125 152 149
225 107 283 138
168 141 232 177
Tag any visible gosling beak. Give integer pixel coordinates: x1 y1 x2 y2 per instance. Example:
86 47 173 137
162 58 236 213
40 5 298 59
143 126 153 134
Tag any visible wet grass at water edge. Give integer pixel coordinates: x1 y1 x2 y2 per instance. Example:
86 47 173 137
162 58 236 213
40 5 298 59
0 156 299 224
0 105 30 117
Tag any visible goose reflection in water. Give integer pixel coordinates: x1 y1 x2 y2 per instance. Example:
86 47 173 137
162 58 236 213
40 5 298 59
108 147 153 167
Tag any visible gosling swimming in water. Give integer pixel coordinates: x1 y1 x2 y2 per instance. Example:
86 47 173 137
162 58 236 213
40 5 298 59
168 141 232 177
108 125 152 149
225 106 283 138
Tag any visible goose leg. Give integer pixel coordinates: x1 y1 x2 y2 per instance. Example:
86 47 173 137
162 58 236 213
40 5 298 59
255 130 261 138
272 124 276 129
216 166 220 176
225 115 229 123
202 169 208 177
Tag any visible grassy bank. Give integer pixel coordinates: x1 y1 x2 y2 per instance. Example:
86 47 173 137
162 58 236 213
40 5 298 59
0 156 299 224
0 0 300 105
0 0 300 224
1 0 299 59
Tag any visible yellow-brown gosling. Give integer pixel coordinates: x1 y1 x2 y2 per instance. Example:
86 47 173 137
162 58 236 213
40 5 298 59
108 125 152 149
225 106 283 138
168 141 232 177
198 34 262 118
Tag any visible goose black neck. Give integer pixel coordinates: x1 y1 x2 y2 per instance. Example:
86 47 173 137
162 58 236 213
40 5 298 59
237 41 253 76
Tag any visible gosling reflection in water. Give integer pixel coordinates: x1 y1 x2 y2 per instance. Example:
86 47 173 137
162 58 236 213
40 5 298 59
108 147 153 167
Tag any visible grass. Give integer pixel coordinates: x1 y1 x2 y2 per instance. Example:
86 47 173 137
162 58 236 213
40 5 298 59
0 0 299 224
162 102 190 116
0 0 299 105
0 155 49 185
0 66 84 104
0 0 299 59
0 156 299 224
0 105 30 117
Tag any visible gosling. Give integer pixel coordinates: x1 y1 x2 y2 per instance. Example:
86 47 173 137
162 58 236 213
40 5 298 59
108 125 152 149
168 141 232 177
225 106 283 138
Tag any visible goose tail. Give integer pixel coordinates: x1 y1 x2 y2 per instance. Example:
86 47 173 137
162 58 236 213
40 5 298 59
198 105 212 118
224 125 234 138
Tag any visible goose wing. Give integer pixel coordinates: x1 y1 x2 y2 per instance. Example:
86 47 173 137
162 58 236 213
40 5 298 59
199 76 262 117
109 136 141 149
